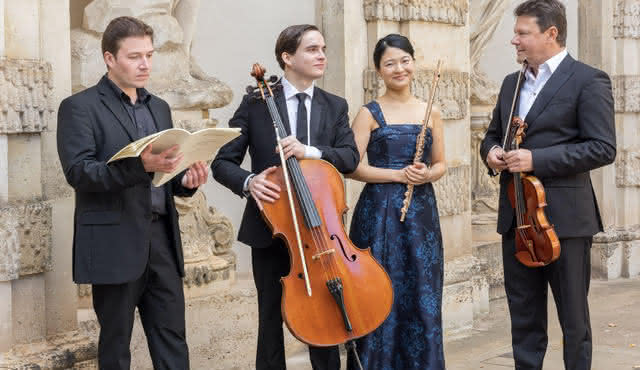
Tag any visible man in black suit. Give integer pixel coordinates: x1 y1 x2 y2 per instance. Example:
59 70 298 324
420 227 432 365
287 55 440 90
212 24 358 370
57 16 208 370
480 1 616 369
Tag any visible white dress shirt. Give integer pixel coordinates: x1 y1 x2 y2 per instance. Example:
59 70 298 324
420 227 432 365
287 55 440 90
242 77 323 194
518 48 568 119
280 77 322 159
486 49 568 168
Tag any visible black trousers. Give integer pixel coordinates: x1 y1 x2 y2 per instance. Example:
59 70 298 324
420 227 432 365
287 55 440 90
502 230 592 370
251 240 340 370
92 216 189 370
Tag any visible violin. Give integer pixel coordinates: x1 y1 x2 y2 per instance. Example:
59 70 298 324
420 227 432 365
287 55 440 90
247 64 393 365
504 62 560 267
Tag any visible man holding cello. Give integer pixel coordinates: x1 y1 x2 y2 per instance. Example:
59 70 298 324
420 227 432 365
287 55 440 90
480 1 616 369
212 24 359 369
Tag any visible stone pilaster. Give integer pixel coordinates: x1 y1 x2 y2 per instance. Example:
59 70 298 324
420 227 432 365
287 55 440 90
0 1 95 368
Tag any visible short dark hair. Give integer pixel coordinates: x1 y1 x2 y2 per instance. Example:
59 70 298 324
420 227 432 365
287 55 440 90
101 16 154 57
274 24 319 70
373 34 415 69
514 0 567 47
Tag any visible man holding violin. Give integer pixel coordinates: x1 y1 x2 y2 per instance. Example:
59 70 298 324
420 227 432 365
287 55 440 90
480 1 616 369
212 24 358 370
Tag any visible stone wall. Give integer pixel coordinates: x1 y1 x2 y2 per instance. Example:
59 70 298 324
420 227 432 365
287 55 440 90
0 0 96 368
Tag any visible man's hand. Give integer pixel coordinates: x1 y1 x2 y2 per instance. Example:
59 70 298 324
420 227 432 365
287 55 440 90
249 166 281 211
276 136 306 160
141 144 184 173
504 149 533 172
487 146 507 172
181 161 209 189
404 162 431 185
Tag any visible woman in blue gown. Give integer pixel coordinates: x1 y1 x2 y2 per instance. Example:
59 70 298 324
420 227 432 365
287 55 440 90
347 34 446 370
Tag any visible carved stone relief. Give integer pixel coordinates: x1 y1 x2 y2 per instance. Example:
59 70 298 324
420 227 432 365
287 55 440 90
614 0 640 39
364 68 469 120
616 150 640 187
613 75 640 113
433 164 470 217
470 111 499 214
0 201 52 281
174 190 235 289
363 0 468 26
0 59 54 134
470 0 509 105
71 0 232 110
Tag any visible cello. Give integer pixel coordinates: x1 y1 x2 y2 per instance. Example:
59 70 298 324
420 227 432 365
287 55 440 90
247 64 393 366
503 61 561 267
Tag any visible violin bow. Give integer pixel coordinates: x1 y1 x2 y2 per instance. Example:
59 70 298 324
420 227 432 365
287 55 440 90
400 60 442 222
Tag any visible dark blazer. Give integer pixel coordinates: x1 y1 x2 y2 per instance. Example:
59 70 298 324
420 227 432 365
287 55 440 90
57 75 195 285
480 55 616 238
212 84 359 248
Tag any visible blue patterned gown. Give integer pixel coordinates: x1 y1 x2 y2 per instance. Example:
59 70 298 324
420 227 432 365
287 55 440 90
348 101 444 370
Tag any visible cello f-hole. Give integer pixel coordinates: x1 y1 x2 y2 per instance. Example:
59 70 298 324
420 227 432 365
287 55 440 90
331 234 357 262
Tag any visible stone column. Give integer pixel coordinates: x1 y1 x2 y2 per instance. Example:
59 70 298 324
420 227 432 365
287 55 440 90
580 0 640 280
0 0 96 368
315 0 369 222
469 0 510 301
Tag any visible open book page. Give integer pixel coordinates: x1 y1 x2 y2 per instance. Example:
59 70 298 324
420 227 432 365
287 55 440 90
107 127 241 187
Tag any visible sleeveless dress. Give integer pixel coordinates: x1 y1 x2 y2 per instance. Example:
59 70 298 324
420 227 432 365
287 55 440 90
348 101 445 370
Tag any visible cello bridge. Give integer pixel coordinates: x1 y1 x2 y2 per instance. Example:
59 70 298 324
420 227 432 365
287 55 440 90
312 249 335 260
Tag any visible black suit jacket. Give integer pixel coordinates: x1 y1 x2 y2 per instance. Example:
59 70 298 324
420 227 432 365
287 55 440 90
57 75 195 284
480 55 616 238
212 84 359 248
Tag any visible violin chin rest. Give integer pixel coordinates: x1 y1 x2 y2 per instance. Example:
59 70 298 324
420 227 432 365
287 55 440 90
515 251 546 268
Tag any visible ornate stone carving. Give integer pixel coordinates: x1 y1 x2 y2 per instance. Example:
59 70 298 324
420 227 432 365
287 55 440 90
433 164 470 217
613 75 640 113
471 111 499 214
0 201 52 281
175 190 235 289
470 0 509 105
0 58 54 134
71 0 232 110
614 0 640 39
0 330 96 369
615 150 640 187
363 68 469 120
363 0 468 26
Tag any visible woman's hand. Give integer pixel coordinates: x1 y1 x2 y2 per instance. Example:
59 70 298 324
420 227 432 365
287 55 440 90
403 162 431 185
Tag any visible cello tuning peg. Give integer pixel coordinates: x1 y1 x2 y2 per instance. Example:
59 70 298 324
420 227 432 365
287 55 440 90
269 75 278 83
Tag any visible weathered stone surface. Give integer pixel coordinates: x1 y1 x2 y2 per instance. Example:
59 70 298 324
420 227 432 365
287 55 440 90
364 68 469 120
614 0 640 39
83 0 172 34
471 111 499 213
0 201 52 281
0 213 20 281
613 75 640 113
0 329 96 369
592 225 640 279
470 0 509 105
0 58 54 134
72 1 233 110
443 281 473 335
615 149 640 187
433 164 470 217
472 241 504 300
363 0 468 26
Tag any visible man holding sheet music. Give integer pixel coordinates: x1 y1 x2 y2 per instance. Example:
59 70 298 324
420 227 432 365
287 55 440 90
57 16 207 369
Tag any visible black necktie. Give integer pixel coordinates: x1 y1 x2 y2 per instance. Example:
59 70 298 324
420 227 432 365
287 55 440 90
295 92 308 144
